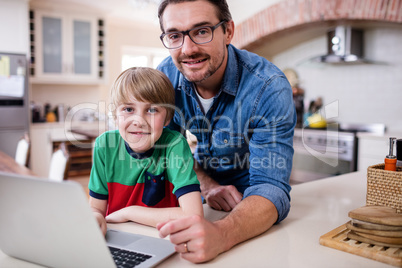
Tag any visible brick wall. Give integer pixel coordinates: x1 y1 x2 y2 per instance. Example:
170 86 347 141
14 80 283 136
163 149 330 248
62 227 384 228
232 0 402 49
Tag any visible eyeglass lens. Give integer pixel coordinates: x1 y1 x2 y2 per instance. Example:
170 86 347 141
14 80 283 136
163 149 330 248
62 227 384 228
163 26 213 49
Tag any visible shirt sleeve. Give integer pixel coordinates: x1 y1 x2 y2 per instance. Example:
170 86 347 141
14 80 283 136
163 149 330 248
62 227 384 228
244 75 296 223
174 184 201 199
165 133 200 197
88 134 109 198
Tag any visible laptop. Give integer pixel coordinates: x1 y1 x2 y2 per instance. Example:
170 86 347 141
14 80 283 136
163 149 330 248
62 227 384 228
0 171 175 268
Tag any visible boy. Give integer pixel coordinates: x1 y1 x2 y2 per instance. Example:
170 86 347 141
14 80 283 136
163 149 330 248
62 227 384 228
89 67 203 235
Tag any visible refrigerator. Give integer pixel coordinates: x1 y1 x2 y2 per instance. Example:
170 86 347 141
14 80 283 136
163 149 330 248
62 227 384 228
0 52 29 158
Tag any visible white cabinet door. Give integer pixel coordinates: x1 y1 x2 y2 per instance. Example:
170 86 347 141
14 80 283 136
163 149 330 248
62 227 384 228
0 0 29 54
32 10 99 84
71 17 96 77
37 11 64 76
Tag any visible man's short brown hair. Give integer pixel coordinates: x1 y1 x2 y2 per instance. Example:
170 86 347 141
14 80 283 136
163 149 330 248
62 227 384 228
158 0 232 33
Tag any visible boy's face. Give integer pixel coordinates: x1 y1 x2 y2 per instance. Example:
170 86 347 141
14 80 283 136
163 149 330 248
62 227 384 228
116 98 170 153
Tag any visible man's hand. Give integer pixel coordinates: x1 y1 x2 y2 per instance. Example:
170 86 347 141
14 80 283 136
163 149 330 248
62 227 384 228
203 184 243 211
157 215 228 263
158 196 278 264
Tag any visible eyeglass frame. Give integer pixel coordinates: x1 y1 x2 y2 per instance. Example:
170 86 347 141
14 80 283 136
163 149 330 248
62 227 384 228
160 20 227 49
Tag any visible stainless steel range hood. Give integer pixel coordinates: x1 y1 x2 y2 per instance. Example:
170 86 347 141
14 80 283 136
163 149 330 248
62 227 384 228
310 26 372 64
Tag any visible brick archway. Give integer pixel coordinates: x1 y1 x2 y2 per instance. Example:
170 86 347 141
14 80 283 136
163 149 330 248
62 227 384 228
232 0 402 49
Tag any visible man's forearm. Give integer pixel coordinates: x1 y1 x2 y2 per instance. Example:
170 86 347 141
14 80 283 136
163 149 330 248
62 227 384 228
215 195 278 251
156 194 278 263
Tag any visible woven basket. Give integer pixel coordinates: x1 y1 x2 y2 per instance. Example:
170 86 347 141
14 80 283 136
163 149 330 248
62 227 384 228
366 164 402 213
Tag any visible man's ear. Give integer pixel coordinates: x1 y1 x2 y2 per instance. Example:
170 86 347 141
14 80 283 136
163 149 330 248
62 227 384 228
164 119 171 127
225 20 235 45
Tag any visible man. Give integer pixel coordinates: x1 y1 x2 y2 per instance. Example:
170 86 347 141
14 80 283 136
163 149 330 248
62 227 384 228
156 0 296 263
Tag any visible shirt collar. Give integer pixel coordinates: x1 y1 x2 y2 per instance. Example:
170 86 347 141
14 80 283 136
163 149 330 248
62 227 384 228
124 142 154 159
178 44 239 97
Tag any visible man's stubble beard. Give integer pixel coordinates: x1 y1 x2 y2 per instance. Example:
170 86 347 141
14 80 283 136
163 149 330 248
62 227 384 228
177 47 226 84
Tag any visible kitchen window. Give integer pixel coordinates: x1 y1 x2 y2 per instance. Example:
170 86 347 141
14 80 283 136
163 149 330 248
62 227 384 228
121 46 169 71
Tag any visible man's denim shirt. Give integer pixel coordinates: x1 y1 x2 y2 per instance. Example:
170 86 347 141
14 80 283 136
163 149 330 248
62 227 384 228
157 44 296 223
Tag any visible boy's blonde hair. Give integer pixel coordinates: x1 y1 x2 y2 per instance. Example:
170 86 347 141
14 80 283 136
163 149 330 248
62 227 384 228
110 67 175 122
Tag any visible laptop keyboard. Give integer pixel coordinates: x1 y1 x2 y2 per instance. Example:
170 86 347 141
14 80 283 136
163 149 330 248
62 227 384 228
109 246 152 267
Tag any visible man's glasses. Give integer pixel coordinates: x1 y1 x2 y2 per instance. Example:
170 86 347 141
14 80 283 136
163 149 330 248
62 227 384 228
160 21 226 49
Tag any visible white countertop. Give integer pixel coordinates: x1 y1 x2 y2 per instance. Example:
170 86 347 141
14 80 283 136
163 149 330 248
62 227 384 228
155 171 392 268
30 121 109 142
0 171 396 267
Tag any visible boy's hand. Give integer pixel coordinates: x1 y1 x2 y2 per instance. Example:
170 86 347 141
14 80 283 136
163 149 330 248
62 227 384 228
93 212 107 236
89 197 108 235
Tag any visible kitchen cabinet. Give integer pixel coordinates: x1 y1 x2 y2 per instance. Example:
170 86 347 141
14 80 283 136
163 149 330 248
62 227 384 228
29 9 105 84
30 123 92 178
0 0 29 54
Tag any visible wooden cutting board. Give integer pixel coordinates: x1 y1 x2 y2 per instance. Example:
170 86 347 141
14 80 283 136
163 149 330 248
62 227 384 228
348 206 402 227
320 224 402 267
346 221 402 237
347 230 402 247
352 219 402 231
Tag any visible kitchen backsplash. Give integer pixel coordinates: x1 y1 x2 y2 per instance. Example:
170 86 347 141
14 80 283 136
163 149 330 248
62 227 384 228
271 26 402 132
30 82 110 123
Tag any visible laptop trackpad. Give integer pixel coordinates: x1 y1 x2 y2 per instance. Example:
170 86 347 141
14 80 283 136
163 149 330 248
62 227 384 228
106 229 143 247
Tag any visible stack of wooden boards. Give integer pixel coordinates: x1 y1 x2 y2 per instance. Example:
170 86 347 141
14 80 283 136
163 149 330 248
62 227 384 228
347 206 402 248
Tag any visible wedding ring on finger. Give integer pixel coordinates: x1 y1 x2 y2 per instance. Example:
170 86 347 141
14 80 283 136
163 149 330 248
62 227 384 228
184 242 189 253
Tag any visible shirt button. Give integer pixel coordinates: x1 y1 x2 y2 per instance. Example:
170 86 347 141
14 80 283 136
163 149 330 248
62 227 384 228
224 139 228 144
